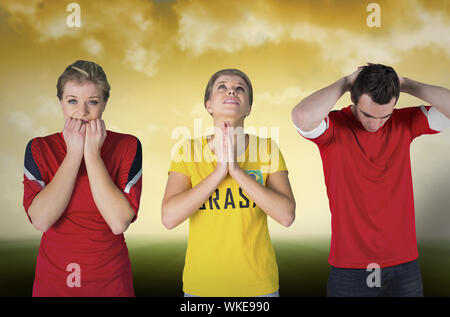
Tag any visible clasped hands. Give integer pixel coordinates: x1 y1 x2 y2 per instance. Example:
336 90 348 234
214 121 245 179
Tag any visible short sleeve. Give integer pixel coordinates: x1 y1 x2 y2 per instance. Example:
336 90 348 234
262 138 287 174
410 106 445 140
168 139 192 179
117 136 142 223
23 139 46 223
294 114 334 148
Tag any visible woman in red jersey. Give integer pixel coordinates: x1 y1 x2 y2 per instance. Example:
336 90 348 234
23 60 142 297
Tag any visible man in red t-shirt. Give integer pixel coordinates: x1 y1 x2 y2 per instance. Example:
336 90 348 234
291 63 450 297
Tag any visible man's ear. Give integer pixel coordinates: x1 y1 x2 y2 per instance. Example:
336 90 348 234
350 93 356 105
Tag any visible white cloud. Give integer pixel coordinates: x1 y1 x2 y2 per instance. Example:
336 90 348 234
255 86 308 107
8 111 50 136
176 4 283 55
130 11 153 31
1 0 77 41
82 37 103 56
36 95 62 118
175 0 450 72
0 0 160 76
124 45 160 77
288 8 450 73
37 16 75 41
133 123 170 141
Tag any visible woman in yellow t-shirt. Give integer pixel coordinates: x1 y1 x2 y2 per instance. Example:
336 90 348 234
161 69 296 297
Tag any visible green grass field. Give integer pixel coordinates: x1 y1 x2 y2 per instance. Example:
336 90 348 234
1 238 449 297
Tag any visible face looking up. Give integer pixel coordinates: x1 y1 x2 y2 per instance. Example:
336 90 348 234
205 75 251 121
60 80 106 123
353 94 396 133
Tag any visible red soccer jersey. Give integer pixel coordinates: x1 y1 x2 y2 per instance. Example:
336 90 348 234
23 130 142 296
297 106 440 268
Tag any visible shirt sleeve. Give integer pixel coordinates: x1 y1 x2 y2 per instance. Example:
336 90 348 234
294 114 334 148
23 138 46 223
117 136 142 223
410 106 447 140
168 139 192 179
258 138 288 175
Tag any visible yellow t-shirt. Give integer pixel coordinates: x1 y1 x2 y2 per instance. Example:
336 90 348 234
169 134 287 297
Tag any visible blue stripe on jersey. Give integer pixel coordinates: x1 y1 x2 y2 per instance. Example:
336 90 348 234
24 139 43 181
127 138 142 184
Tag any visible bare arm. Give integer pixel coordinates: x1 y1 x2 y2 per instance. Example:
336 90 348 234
231 169 295 227
27 118 85 232
84 119 135 235
291 67 363 132
400 77 450 119
162 126 230 229
161 169 226 229
28 155 82 232
226 124 295 227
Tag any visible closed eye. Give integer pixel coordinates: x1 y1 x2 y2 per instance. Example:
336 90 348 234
362 111 374 118
361 111 392 119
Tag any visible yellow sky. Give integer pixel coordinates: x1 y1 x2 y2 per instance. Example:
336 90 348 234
1 0 449 240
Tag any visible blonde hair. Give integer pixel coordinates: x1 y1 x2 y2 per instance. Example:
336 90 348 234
57 60 110 101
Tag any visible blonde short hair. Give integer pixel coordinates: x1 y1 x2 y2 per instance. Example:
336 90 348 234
57 60 110 101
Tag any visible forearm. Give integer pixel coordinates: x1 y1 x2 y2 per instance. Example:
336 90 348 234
28 155 81 232
84 153 135 235
401 78 450 118
292 76 350 131
162 169 225 229
231 169 295 227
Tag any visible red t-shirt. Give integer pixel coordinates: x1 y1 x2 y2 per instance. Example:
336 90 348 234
298 105 439 268
23 130 142 296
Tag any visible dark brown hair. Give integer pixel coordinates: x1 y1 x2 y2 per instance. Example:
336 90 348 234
57 60 110 101
204 69 253 107
351 64 400 106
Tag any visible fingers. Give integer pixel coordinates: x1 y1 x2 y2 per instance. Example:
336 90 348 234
80 122 86 134
95 118 101 132
64 118 87 133
227 128 234 163
64 117 71 130
101 119 106 136
87 119 95 134
74 118 82 132
85 119 106 134
68 118 77 130
219 124 227 163
62 118 107 139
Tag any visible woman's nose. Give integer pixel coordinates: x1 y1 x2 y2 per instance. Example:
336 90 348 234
81 103 89 115
227 89 236 96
